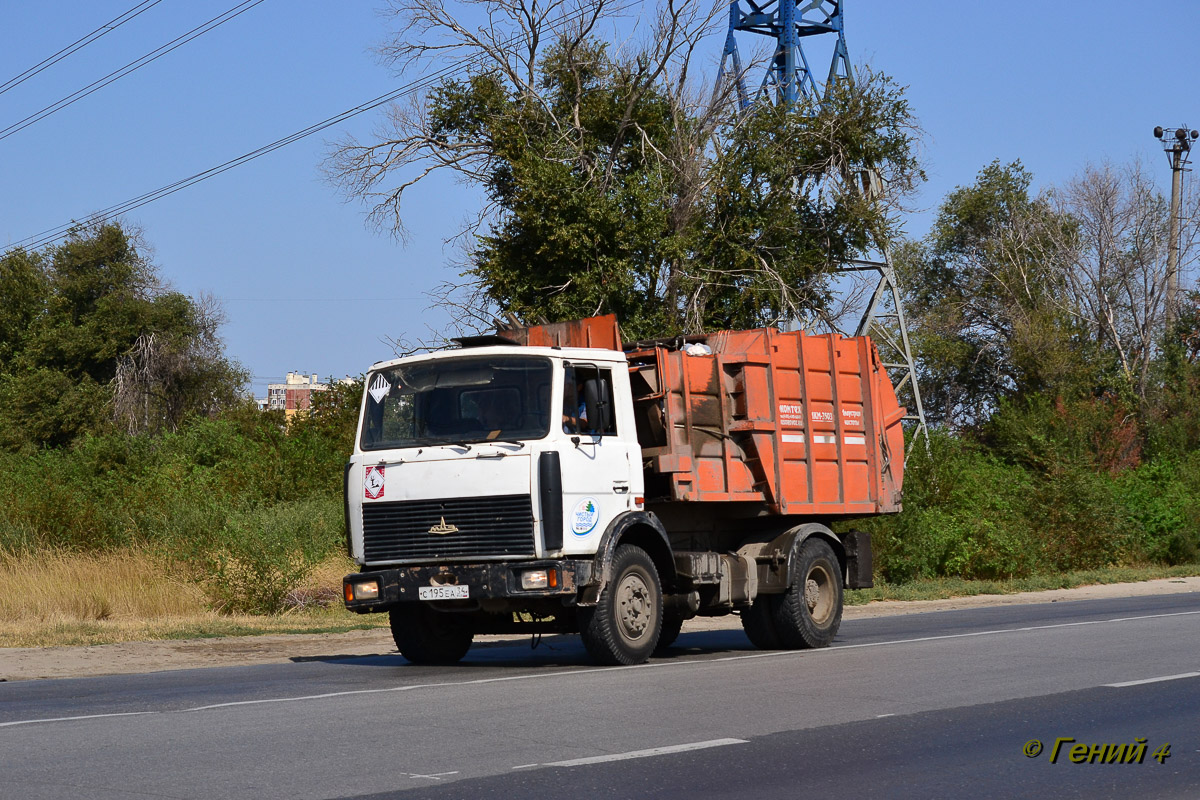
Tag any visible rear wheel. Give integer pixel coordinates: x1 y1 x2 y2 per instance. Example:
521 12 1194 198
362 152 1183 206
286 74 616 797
580 544 662 665
389 604 474 665
772 537 843 649
740 596 781 649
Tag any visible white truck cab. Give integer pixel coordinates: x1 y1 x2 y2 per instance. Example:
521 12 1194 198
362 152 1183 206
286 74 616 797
343 343 665 664
347 344 643 562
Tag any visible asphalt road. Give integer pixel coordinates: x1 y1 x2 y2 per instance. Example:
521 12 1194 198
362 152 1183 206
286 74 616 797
2 594 1198 799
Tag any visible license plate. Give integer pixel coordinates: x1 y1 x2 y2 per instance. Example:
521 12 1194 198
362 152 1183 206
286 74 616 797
418 585 469 601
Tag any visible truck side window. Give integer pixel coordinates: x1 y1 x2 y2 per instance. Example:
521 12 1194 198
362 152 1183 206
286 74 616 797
563 366 616 435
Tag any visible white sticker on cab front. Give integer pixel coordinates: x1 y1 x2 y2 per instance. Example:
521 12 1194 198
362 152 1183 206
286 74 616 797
364 465 385 499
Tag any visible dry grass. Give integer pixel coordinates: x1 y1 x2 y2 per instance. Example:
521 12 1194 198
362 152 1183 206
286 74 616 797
0 550 385 648
0 549 208 623
283 553 359 609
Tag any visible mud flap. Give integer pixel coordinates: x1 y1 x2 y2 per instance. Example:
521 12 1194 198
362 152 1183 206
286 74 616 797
843 529 874 589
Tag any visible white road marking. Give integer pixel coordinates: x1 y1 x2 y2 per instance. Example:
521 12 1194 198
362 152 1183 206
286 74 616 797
1104 671 1200 688
511 764 540 770
3 609 1198 729
768 610 1200 658
0 711 155 728
876 713 896 718
540 738 747 768
407 771 458 780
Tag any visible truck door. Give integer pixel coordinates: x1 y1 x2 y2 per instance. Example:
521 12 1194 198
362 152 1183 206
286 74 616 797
557 363 638 555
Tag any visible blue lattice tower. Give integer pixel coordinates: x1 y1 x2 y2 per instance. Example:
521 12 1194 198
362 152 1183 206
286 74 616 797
719 0 852 110
719 0 928 455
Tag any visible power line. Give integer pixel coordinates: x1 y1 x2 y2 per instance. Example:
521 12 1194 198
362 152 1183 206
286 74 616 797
7 59 462 252
0 0 165 97
7 0 638 253
0 0 266 143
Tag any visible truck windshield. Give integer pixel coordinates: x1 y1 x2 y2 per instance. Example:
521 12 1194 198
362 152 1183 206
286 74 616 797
360 355 553 450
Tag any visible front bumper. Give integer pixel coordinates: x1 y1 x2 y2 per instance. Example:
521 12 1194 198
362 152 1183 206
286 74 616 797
343 560 594 613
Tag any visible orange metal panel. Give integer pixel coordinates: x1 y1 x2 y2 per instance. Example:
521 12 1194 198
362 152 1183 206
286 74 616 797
626 322 905 518
506 314 623 350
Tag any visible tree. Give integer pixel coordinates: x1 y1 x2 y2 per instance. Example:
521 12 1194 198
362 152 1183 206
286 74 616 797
0 222 246 450
0 247 47 368
903 157 1200 432
898 161 1092 428
693 74 920 333
1049 160 1198 401
284 377 366 495
327 0 922 339
1147 290 1200 455
111 292 246 435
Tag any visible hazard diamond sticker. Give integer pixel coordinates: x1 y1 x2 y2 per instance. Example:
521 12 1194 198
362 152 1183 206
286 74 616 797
364 465 385 499
368 374 391 404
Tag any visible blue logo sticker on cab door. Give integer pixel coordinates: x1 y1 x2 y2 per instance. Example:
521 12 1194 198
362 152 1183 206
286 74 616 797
571 497 600 535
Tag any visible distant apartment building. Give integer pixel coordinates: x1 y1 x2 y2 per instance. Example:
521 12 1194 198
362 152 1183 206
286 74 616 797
266 372 328 418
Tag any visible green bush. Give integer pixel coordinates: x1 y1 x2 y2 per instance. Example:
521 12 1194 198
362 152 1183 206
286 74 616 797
1024 461 1129 571
0 394 359 612
864 431 1038 582
983 394 1142 474
862 389 1200 584
1116 457 1200 565
192 499 343 614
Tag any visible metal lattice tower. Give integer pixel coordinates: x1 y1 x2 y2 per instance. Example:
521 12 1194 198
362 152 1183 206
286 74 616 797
719 0 852 109
718 0 928 457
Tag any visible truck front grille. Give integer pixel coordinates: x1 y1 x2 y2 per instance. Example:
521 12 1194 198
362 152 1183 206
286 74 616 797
362 495 535 562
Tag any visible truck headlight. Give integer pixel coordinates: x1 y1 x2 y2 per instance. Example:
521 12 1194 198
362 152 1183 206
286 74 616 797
520 569 558 590
345 580 380 601
521 570 548 590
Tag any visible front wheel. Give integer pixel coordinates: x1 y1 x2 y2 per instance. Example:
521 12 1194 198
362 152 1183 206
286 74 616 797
389 604 474 665
772 537 843 649
580 544 663 665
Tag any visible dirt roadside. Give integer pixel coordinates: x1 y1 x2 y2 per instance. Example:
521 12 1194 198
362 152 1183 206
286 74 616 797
2 577 1198 682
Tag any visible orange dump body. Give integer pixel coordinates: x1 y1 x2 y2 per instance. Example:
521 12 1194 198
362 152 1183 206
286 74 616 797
513 316 905 517
628 328 905 516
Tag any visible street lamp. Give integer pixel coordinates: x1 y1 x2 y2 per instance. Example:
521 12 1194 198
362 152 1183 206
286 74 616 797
1153 126 1198 329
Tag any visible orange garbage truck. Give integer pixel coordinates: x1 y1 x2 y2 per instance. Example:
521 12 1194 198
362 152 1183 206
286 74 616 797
342 315 905 665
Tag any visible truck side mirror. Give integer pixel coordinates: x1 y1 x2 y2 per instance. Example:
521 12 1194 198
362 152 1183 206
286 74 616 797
582 378 612 434
598 378 613 432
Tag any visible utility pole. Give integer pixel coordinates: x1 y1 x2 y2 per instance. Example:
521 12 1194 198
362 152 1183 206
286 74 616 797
1153 125 1198 329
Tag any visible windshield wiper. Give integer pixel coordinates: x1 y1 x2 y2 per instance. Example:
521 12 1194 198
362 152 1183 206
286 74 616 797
459 437 526 447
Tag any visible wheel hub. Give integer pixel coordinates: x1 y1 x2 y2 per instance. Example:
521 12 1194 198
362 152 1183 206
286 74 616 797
616 573 651 641
805 578 820 609
804 565 833 624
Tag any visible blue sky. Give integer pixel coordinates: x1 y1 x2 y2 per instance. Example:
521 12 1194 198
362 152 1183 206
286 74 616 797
2 1 1197 396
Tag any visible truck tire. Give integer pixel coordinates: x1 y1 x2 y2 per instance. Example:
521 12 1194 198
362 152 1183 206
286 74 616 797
580 544 662 665
740 597 781 649
389 604 474 665
772 537 843 649
654 612 685 653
